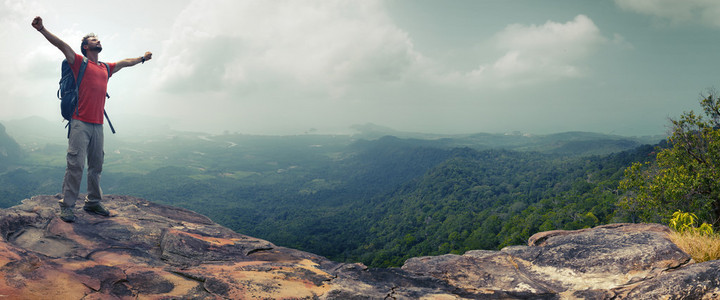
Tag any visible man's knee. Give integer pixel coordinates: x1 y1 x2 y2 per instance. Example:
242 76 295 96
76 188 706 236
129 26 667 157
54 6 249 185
66 150 84 170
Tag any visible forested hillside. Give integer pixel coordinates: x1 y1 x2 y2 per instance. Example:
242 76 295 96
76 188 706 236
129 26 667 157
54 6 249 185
341 145 655 266
0 123 23 171
0 121 660 267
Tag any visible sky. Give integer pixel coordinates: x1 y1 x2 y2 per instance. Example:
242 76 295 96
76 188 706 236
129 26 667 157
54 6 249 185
2 0 720 136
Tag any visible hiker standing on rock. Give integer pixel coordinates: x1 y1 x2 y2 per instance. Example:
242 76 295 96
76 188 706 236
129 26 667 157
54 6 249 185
32 16 152 222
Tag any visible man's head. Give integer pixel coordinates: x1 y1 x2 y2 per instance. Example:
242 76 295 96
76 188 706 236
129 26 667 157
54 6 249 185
81 33 102 56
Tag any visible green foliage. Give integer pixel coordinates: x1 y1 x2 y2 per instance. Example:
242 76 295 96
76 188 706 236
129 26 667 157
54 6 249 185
348 146 654 267
620 90 720 227
669 210 714 235
0 167 63 207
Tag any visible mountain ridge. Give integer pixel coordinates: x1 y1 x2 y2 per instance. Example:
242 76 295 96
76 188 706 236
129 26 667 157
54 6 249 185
2 117 663 155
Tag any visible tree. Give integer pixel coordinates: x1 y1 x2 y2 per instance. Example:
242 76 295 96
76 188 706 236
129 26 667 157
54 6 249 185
619 89 720 226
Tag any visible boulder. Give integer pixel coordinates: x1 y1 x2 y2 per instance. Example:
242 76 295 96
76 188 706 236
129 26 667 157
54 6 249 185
402 223 703 299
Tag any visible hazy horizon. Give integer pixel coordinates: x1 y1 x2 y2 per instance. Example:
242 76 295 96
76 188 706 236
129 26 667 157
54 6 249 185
1 115 669 142
3 0 719 136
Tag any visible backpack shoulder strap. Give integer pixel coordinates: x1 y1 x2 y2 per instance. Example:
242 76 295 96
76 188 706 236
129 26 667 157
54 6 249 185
100 62 111 99
101 62 110 75
77 57 89 87
99 61 115 134
70 57 90 120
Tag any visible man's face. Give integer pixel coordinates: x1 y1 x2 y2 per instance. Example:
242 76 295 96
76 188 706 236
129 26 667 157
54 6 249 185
85 37 102 53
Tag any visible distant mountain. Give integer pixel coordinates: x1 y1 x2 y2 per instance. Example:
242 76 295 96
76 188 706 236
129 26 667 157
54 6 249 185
2 116 67 149
0 123 23 169
2 115 175 150
458 132 659 156
350 123 664 156
4 117 663 157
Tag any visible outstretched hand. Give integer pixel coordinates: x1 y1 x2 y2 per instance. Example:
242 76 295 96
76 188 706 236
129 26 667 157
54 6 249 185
143 52 153 62
31 16 44 31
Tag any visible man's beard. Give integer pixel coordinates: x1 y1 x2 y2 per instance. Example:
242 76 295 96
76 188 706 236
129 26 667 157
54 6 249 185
92 45 102 53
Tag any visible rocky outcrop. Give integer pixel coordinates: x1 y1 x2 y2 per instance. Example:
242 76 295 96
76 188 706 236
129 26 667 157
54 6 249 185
403 224 719 299
0 195 717 299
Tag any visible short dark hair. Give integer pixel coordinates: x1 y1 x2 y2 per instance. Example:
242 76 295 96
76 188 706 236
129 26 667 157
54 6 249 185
81 33 97 56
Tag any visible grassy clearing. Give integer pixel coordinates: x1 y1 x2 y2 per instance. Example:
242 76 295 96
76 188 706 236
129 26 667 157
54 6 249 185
669 230 720 263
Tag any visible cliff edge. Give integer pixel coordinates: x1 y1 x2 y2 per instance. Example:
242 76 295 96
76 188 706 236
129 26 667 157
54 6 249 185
0 195 718 299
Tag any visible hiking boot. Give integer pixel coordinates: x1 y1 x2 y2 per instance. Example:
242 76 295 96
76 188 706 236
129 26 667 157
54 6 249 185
83 202 110 217
59 206 76 222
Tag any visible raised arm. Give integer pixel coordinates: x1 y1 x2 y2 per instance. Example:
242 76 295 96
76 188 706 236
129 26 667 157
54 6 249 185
32 16 76 64
113 52 153 75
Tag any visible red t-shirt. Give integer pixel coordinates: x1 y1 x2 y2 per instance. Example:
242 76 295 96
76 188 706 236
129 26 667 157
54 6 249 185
70 53 117 124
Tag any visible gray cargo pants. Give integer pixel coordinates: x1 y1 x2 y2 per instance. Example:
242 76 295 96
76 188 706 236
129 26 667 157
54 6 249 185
59 119 104 208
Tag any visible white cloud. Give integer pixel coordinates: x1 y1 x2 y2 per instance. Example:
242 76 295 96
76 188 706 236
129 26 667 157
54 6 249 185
0 1 52 119
466 15 608 87
146 7 618 134
154 0 421 99
0 0 46 38
155 6 611 97
615 0 720 27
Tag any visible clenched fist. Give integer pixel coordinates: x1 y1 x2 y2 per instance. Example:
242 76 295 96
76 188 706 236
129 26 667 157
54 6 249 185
32 16 44 31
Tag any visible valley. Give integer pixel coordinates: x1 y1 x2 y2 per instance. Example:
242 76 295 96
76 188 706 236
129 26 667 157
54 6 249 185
0 118 662 267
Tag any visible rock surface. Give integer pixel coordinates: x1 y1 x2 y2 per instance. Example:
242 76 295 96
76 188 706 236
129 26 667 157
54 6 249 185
0 195 717 299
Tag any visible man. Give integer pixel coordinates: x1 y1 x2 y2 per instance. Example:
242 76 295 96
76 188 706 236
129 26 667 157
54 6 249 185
32 16 153 222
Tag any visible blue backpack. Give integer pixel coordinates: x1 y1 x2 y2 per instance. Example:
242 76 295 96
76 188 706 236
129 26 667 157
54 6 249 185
57 57 115 137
